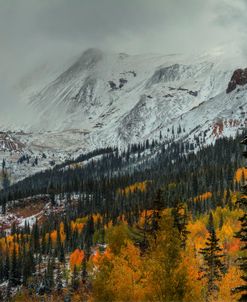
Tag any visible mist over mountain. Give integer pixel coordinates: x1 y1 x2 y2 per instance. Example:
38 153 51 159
1 2 247 301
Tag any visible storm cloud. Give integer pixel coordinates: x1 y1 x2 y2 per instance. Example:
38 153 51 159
0 0 246 126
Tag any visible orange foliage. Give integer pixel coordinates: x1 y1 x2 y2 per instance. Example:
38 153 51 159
118 181 148 195
218 266 245 302
71 220 85 233
188 220 209 250
50 230 57 242
194 191 212 202
235 167 247 182
138 210 154 226
92 213 102 224
0 235 20 255
59 222 66 242
106 241 148 301
91 247 112 268
180 247 205 302
70 248 85 269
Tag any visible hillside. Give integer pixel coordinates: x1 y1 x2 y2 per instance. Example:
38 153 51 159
0 46 247 183
0 134 246 301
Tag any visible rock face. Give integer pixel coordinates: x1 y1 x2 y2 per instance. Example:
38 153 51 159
226 68 247 93
0 132 24 152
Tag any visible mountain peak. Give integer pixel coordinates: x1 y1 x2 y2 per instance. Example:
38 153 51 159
80 47 103 58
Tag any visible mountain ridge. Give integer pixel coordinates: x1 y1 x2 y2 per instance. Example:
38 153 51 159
0 47 247 182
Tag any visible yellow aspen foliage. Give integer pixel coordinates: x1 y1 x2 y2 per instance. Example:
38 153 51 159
106 241 149 302
105 223 131 255
59 222 66 242
188 220 209 250
194 191 212 202
0 235 20 255
138 209 154 226
118 181 149 195
181 246 205 302
92 213 103 223
71 220 85 233
91 247 113 268
235 167 247 182
144 214 192 302
117 214 128 224
217 266 245 302
167 182 176 190
217 222 241 255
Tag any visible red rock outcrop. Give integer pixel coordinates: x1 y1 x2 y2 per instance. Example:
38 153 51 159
226 68 247 93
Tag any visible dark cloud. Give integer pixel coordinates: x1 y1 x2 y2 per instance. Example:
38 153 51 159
0 0 246 127
1 0 246 60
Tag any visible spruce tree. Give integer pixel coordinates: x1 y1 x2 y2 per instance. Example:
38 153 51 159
151 189 164 235
71 265 79 292
234 135 247 301
172 203 190 250
9 244 21 287
56 265 63 293
207 212 214 233
4 251 10 280
0 255 4 282
199 214 225 301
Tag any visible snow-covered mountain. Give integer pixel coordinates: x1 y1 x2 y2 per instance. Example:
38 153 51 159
16 46 246 148
1 46 247 182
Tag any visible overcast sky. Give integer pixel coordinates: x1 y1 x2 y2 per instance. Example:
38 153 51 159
1 0 247 74
0 0 246 125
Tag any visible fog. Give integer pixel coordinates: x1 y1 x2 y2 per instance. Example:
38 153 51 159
0 0 246 127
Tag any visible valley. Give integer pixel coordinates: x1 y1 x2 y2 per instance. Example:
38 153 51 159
1 47 247 301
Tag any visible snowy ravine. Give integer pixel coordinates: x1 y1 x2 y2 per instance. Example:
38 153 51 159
0 45 247 181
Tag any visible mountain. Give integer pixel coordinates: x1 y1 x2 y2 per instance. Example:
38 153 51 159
18 47 247 148
1 46 247 182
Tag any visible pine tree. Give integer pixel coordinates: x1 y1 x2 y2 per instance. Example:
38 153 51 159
9 244 21 287
2 170 10 191
200 215 225 301
3 251 10 280
0 255 4 282
56 227 65 263
81 258 87 284
84 216 94 257
207 212 214 233
71 265 79 292
151 189 164 235
21 244 29 286
234 135 247 301
1 159 5 171
56 264 63 293
32 220 40 253
172 203 190 249
219 212 224 230
45 258 54 293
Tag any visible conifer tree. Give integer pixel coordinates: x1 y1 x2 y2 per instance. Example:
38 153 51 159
207 212 214 233
9 244 21 287
234 135 247 301
172 203 190 249
0 255 4 283
45 258 54 293
200 214 225 301
32 220 40 253
81 258 87 284
151 189 164 235
4 251 10 280
56 264 63 293
71 265 79 292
